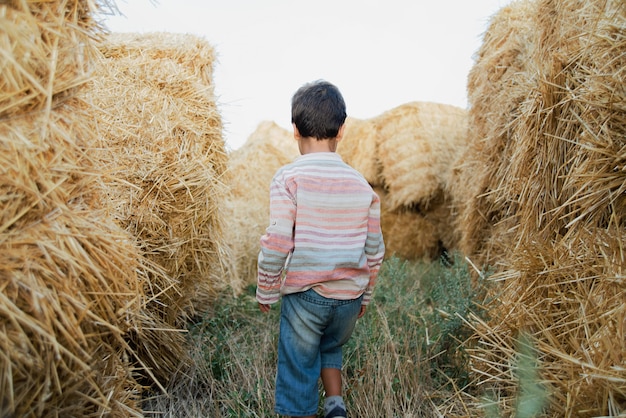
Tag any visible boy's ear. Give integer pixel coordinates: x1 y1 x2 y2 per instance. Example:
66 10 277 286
293 124 301 140
336 124 345 143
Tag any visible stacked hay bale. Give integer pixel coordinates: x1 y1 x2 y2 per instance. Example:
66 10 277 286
376 102 468 214
0 1 145 416
224 121 299 284
456 0 626 415
83 32 239 383
375 102 468 259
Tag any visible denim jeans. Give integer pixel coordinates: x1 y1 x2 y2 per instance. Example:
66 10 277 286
274 288 363 416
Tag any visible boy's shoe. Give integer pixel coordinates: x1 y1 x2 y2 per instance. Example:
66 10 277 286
324 405 347 418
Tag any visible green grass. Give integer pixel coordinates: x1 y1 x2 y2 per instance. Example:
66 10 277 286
141 254 509 417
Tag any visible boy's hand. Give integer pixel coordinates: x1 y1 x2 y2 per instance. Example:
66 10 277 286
258 302 271 313
358 305 367 319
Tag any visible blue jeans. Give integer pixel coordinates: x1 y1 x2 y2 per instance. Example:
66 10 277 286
275 288 363 417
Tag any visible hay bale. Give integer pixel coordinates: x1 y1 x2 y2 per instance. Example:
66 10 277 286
0 2 146 415
461 0 626 415
224 121 298 284
0 106 144 418
373 187 441 261
84 32 238 325
0 1 104 117
101 31 217 87
338 117 382 186
370 102 468 257
376 102 468 212
451 0 538 266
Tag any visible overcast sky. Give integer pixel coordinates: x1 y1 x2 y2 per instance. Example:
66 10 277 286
102 0 512 150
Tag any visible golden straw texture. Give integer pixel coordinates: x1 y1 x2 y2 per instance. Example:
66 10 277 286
339 117 382 186
0 0 108 117
459 0 626 415
81 31 239 385
374 187 442 261
372 102 468 258
87 32 236 314
1 2 146 416
376 102 468 212
452 0 538 266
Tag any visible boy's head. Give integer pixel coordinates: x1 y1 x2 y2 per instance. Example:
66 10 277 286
291 80 346 140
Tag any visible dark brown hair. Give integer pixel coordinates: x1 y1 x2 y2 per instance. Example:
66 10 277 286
291 80 346 139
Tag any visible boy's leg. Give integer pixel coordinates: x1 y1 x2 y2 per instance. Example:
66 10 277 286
319 296 363 418
276 291 331 417
320 367 342 396
319 296 363 375
321 368 347 417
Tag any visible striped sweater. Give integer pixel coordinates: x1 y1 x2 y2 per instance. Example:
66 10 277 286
256 152 385 306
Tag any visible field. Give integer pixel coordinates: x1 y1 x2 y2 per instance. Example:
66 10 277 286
140 254 533 417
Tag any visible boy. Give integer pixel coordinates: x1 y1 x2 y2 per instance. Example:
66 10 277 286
257 80 385 418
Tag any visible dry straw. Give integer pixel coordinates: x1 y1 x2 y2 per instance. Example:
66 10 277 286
450 0 538 266
1 1 146 416
224 121 299 284
82 31 239 383
459 0 626 415
376 102 468 213
373 102 468 258
339 116 382 186
88 31 237 315
0 106 145 418
0 0 110 117
373 187 442 260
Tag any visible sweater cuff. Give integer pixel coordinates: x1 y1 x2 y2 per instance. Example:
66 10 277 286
256 288 280 305
361 291 372 305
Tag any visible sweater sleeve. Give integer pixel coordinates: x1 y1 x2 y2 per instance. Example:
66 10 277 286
361 191 385 305
256 173 296 305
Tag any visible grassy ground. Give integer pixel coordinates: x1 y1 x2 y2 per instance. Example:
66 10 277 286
141 254 493 417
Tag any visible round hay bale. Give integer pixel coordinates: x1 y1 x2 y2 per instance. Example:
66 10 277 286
376 102 468 212
338 116 382 186
224 121 298 284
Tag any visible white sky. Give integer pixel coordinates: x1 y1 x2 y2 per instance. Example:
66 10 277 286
101 0 512 150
